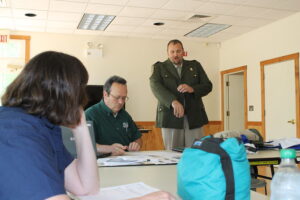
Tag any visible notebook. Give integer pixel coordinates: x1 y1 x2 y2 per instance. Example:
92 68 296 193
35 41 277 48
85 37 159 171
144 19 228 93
61 121 111 158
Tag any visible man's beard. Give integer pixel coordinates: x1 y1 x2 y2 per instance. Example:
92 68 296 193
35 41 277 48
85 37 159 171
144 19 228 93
172 57 182 65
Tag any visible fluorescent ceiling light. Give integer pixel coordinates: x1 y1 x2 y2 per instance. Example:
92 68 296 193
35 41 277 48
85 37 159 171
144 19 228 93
0 0 7 7
185 23 231 38
78 14 115 31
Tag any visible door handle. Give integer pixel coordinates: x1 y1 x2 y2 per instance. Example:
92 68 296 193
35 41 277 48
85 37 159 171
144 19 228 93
287 119 295 124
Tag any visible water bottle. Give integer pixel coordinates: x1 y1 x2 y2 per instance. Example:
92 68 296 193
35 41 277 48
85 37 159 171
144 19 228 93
270 149 300 200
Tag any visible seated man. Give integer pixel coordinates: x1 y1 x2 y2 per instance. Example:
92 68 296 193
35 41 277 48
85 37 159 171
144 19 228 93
85 75 142 156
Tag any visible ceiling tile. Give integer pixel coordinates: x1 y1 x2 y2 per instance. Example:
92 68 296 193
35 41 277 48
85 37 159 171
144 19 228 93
12 9 47 19
119 6 156 18
210 15 248 26
102 31 128 37
142 18 203 30
205 31 237 42
151 9 190 20
162 0 206 11
112 16 146 26
128 33 156 39
196 2 239 15
63 0 89 2
105 24 136 32
184 13 216 22
0 17 14 29
49 1 87 12
160 28 191 35
180 21 206 30
74 29 104 35
47 21 78 29
221 25 253 34
4 0 300 43
11 0 49 10
280 0 300 10
127 0 169 8
133 26 163 34
243 18 272 27
210 0 249 4
14 18 46 27
242 0 300 10
90 0 128 6
227 5 270 18
142 18 181 28
15 26 46 32
85 3 123 15
0 8 12 17
48 11 83 22
255 9 294 20
46 27 74 34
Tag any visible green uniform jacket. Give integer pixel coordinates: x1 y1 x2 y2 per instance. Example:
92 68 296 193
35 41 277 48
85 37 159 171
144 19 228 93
149 59 212 129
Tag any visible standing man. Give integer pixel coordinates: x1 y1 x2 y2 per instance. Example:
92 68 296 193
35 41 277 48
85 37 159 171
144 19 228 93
150 39 212 150
85 75 142 156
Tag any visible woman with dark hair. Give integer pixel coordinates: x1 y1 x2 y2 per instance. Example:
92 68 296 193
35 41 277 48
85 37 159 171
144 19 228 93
0 51 174 200
0 51 98 200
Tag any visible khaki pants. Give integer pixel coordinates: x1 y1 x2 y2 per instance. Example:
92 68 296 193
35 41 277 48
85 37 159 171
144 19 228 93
161 116 204 150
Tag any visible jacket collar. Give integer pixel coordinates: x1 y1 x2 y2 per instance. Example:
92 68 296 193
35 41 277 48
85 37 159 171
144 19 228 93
165 59 186 79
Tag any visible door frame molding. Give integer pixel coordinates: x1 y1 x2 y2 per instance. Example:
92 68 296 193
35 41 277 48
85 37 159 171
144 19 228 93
260 53 300 139
221 66 248 131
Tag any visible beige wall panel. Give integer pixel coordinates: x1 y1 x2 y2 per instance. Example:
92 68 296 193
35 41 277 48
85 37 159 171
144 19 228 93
10 31 220 121
220 12 300 122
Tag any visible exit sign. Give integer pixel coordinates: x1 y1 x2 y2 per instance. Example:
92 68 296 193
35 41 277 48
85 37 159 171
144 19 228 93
0 35 8 43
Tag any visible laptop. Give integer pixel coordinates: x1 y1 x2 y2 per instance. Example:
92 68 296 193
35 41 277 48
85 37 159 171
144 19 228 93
61 121 111 158
172 147 185 153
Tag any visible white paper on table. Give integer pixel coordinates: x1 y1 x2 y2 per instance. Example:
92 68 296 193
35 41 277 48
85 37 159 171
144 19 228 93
145 151 181 164
269 138 300 149
78 182 159 200
97 151 181 166
98 156 148 166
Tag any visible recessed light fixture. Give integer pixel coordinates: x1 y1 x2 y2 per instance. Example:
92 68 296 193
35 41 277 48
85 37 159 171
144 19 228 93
153 22 164 26
185 23 231 38
25 13 36 17
78 13 115 31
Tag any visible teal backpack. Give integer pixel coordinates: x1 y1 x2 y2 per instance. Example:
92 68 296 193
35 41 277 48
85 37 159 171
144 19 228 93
177 136 250 200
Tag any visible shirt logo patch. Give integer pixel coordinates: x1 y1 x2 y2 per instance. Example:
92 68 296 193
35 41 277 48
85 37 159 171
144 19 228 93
123 122 129 132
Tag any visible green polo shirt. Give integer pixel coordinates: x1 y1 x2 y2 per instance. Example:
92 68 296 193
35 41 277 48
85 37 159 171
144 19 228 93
85 100 141 146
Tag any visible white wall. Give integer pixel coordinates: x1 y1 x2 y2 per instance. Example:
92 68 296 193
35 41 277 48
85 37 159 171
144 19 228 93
12 31 220 121
219 12 300 122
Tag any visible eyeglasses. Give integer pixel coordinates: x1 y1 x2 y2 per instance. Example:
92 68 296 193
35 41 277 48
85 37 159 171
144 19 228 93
109 93 129 101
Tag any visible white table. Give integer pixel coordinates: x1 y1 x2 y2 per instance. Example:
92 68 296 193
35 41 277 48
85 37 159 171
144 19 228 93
248 150 300 180
248 149 300 162
99 164 268 199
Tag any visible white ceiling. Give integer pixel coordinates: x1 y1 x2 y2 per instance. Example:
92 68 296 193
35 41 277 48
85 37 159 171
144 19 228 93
1 0 300 42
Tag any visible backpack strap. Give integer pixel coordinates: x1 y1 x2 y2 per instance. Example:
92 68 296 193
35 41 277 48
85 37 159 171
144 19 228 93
192 138 235 200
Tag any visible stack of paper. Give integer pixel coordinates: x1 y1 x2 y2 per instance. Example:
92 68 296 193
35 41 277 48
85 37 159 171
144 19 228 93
267 138 300 149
